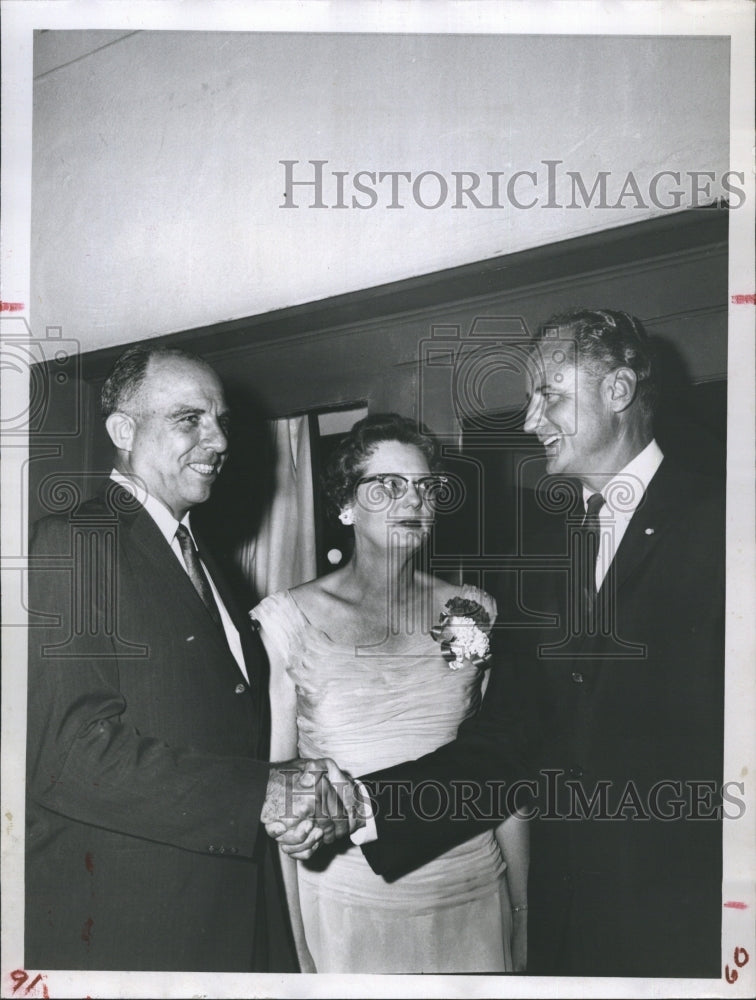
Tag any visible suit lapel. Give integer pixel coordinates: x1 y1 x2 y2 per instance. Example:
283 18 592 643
195 533 270 717
195 537 247 636
104 484 268 738
196 538 268 671
553 459 681 664
116 495 241 666
608 459 682 595
196 534 272 755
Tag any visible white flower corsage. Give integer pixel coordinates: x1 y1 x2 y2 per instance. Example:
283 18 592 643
431 596 492 670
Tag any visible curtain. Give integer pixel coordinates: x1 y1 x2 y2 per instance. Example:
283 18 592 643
240 414 317 599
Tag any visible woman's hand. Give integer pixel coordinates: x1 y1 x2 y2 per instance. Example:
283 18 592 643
266 757 360 859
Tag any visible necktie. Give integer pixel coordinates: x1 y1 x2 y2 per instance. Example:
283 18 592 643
175 524 226 635
580 492 606 600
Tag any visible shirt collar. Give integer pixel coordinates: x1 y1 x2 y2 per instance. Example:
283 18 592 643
583 439 664 518
110 470 194 546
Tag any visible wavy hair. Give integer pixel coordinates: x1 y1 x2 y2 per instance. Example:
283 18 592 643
534 308 658 424
322 413 440 513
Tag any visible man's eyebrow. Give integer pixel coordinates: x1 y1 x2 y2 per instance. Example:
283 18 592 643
169 405 204 418
167 404 231 424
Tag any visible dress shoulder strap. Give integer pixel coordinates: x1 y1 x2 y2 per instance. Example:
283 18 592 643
249 590 302 665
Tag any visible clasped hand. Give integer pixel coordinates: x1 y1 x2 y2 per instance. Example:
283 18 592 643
262 758 366 860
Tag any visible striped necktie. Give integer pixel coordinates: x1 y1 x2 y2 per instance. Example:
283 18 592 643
175 524 226 635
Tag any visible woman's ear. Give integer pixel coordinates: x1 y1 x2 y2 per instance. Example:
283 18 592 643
105 411 136 453
605 367 638 413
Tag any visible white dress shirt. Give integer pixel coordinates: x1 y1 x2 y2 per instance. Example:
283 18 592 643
110 471 248 681
585 439 664 591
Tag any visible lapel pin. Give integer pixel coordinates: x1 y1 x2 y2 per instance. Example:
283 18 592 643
644 528 655 535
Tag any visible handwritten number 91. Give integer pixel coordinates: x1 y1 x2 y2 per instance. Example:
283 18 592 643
9 971 49 998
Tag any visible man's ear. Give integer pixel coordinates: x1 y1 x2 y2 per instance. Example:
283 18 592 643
605 367 638 413
105 411 136 452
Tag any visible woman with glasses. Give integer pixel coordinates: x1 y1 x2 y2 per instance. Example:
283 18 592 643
251 413 528 973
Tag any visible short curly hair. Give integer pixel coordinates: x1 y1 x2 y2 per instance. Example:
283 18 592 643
534 308 658 424
322 413 440 513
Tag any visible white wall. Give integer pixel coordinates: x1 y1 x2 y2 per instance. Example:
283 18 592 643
31 30 730 351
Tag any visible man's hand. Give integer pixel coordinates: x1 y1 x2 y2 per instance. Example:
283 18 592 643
261 758 333 856
262 758 366 860
281 760 369 859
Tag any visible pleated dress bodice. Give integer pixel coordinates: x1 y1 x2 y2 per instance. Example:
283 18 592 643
252 587 511 973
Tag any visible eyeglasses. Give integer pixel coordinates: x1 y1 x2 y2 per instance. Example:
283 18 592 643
356 474 449 501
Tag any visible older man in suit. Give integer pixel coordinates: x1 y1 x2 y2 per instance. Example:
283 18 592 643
25 345 342 972
278 309 726 978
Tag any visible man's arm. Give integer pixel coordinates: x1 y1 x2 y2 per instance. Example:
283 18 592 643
269 633 534 874
27 515 332 858
359 633 533 880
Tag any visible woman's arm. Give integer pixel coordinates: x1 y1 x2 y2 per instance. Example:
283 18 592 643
495 811 530 973
266 630 317 973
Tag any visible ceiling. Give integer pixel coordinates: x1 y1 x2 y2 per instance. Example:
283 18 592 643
30 29 731 353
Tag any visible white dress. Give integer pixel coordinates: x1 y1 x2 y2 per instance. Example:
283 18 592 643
253 586 513 974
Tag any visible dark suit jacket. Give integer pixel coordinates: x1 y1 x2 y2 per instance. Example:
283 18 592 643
362 460 725 977
25 485 295 972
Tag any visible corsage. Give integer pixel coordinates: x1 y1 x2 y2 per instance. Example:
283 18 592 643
431 596 492 670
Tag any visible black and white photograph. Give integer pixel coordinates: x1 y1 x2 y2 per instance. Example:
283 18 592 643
1 2 754 998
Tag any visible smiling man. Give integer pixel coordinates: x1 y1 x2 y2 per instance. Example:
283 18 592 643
344 308 726 978
25 345 343 972
525 314 656 488
104 348 232 517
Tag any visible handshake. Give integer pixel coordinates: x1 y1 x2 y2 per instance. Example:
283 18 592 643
261 758 369 860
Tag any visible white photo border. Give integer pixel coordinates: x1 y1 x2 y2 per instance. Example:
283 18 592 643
1 2 754 998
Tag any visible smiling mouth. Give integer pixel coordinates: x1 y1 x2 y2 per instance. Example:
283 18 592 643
188 461 219 477
394 518 432 527
541 434 560 449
